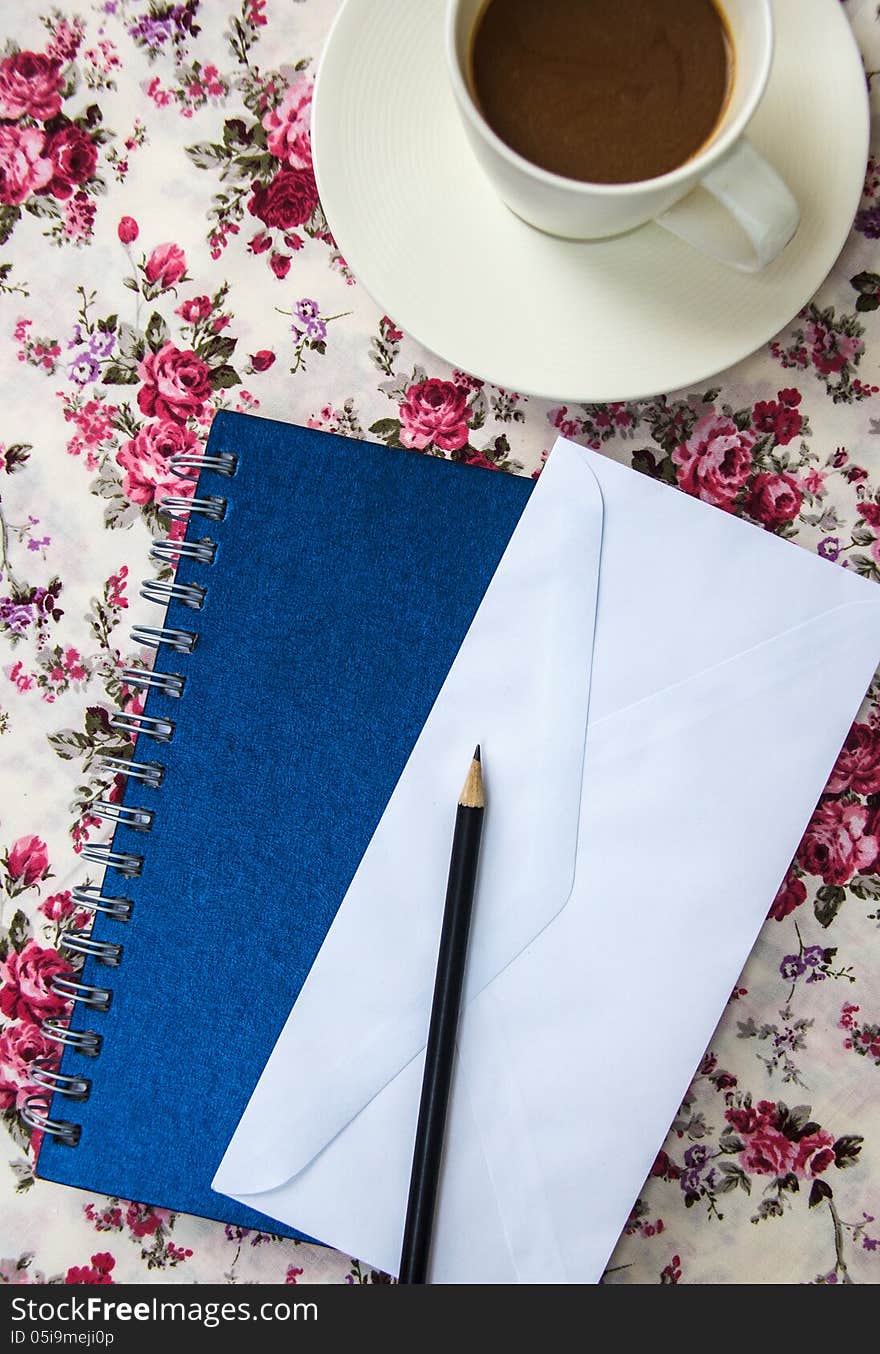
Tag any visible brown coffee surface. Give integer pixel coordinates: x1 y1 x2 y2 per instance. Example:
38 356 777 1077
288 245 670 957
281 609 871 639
470 0 730 184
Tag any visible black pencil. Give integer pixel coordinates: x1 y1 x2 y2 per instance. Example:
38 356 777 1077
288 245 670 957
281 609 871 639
398 746 486 1285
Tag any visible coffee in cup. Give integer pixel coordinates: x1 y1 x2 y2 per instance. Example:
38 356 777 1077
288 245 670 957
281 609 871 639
469 0 733 185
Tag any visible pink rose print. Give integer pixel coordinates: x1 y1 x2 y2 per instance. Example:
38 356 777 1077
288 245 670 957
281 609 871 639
4 834 51 890
65 1252 116 1286
116 421 199 505
740 1125 797 1177
797 800 877 886
0 125 53 206
144 242 187 289
768 869 807 922
0 1019 57 1110
137 343 212 424
399 379 471 452
176 295 211 323
45 125 98 200
39 890 75 922
826 723 880 796
117 215 139 243
262 77 313 170
793 1130 836 1178
744 471 803 529
247 168 317 230
671 413 755 510
0 940 72 1025
0 51 62 121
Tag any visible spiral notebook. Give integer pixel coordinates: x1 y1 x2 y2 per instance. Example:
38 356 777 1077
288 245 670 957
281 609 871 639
33 411 534 1235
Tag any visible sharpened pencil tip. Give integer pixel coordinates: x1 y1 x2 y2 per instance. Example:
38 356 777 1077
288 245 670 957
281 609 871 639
459 748 485 809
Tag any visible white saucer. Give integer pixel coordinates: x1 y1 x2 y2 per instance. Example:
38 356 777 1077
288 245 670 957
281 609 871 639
313 0 868 402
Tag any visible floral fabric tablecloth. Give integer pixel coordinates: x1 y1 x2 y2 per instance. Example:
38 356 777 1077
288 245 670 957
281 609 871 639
0 0 879 1287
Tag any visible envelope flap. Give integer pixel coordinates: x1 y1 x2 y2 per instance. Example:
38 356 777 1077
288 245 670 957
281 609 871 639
213 444 602 1194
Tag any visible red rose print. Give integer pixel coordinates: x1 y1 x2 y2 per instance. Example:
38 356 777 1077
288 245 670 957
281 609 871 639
248 230 272 254
793 1130 836 1178
144 242 187 289
751 400 803 446
826 722 880 796
671 413 755 510
117 215 139 243
0 940 72 1025
860 502 880 530
45 125 98 199
740 1125 796 1177
744 472 803 528
270 251 291 279
116 421 199 505
137 343 213 424
464 452 496 470
262 77 313 170
778 388 802 407
399 379 471 452
797 799 877 886
0 51 62 121
250 350 275 371
248 167 317 230
768 869 807 921
0 125 53 206
0 1019 57 1110
726 1105 760 1135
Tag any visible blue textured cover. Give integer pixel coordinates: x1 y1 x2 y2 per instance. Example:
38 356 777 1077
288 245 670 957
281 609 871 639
36 412 533 1237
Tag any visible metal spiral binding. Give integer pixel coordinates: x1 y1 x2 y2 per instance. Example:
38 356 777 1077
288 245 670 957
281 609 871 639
98 754 165 788
42 1020 102 1057
92 800 154 832
140 578 205 610
159 494 227 521
35 443 227 1145
80 842 142 877
169 451 237 477
32 1065 91 1100
61 934 123 967
21 1096 80 1146
111 711 175 743
130 624 197 654
71 885 133 921
120 666 185 699
150 538 216 566
50 976 112 1012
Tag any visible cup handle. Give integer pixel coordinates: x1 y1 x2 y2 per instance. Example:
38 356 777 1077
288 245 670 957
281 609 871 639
655 139 800 272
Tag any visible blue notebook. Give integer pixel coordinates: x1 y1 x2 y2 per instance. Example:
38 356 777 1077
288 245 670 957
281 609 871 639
34 411 533 1236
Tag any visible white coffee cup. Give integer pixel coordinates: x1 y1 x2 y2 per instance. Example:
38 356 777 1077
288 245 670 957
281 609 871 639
446 0 799 271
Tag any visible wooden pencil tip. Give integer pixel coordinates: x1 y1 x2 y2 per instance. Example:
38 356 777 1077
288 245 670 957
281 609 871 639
459 748 485 809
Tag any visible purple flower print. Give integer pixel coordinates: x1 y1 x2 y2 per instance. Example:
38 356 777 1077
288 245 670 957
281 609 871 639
68 352 100 385
680 1166 702 1194
855 205 880 240
802 945 825 968
683 1144 710 1169
780 954 807 980
817 537 840 561
293 298 327 343
0 599 33 634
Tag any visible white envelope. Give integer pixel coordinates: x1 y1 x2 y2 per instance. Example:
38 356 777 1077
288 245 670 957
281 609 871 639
214 438 880 1283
